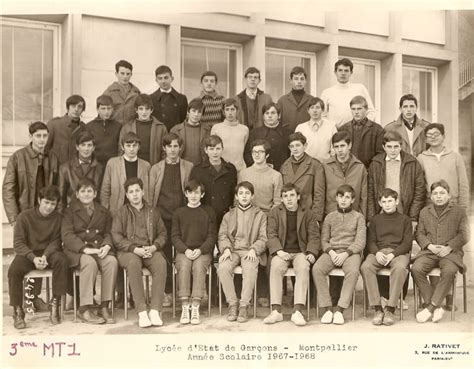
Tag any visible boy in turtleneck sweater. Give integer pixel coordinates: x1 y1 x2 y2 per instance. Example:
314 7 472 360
277 66 314 132
361 188 412 326
217 181 268 323
312 184 366 325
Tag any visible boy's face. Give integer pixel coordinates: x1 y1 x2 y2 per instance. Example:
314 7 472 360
185 187 204 207
400 100 417 121
378 196 399 214
116 66 132 85
335 65 352 84
67 102 85 119
224 105 238 122
336 192 355 209
263 107 280 127
383 140 402 160
290 73 306 90
236 186 254 207
136 105 153 121
125 184 144 206
164 139 181 161
38 198 58 217
30 129 49 152
122 141 140 158
350 103 367 122
289 140 306 159
76 186 97 205
430 186 451 206
204 144 223 161
188 108 203 124
76 140 95 160
245 72 260 89
333 140 351 162
201 76 217 93
98 104 113 120
251 145 268 165
425 128 444 148
308 103 323 120
281 189 300 211
156 72 173 91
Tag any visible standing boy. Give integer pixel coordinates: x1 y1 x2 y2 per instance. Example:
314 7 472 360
172 180 217 325
197 71 225 126
218 181 268 322
151 65 188 132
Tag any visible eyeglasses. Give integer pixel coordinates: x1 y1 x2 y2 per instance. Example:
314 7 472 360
252 150 266 155
425 132 441 138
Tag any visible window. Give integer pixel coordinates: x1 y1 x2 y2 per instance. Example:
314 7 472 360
181 39 242 100
2 18 60 149
403 64 437 122
265 48 316 101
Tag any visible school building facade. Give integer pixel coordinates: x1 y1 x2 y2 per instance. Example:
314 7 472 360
1 10 472 248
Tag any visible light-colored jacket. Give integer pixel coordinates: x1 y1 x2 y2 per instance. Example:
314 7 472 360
384 115 429 157
103 81 140 126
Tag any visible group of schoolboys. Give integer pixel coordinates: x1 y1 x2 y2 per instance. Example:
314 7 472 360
3 57 469 331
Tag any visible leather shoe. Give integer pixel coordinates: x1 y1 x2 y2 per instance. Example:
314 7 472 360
32 297 50 312
78 309 106 324
98 307 116 324
49 298 61 325
13 306 26 329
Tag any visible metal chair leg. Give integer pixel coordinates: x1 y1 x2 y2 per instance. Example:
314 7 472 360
451 276 456 321
208 267 212 317
73 271 77 322
124 269 128 321
46 277 50 303
218 275 222 316
145 276 150 305
362 283 367 318
253 280 257 318
352 289 355 321
400 292 403 320
463 271 467 313
306 285 310 320
172 265 176 319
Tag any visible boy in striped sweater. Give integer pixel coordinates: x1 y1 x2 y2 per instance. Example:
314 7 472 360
197 71 225 126
312 184 366 325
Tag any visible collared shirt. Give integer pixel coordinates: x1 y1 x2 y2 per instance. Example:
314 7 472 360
295 118 337 161
165 157 180 165
402 115 417 131
308 119 324 131
385 154 401 162
353 117 368 130
79 157 92 165
245 88 257 100
160 88 172 94
82 202 95 218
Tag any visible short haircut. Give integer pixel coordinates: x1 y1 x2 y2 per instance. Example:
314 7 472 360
96 94 113 108
424 123 445 136
121 131 141 145
281 182 300 195
200 70 218 83
262 102 281 115
335 58 354 72
244 67 261 78
124 177 143 192
430 179 450 193
162 132 183 147
235 181 254 195
378 188 398 201
383 130 403 145
75 130 95 146
29 121 48 135
66 95 86 111
38 185 60 202
187 98 205 113
250 139 271 154
336 184 355 198
203 135 223 148
399 94 418 108
155 65 172 77
290 66 307 79
350 95 368 109
331 131 351 145
185 179 205 193
76 177 97 192
308 97 325 111
134 94 154 110
222 97 239 110
288 132 307 145
115 59 133 72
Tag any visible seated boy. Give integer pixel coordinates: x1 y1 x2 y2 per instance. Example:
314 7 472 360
111 178 168 328
8 185 68 329
211 98 249 172
312 184 366 325
217 181 267 323
264 183 320 326
412 180 469 323
62 178 117 324
360 188 412 326
172 180 217 325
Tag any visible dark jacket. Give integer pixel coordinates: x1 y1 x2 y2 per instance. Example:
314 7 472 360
2 144 59 223
58 155 104 210
87 116 122 168
277 91 314 132
235 89 273 129
189 159 237 225
61 201 114 268
339 119 384 168
368 151 426 221
170 121 212 166
150 87 188 132
384 115 430 157
267 204 321 256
